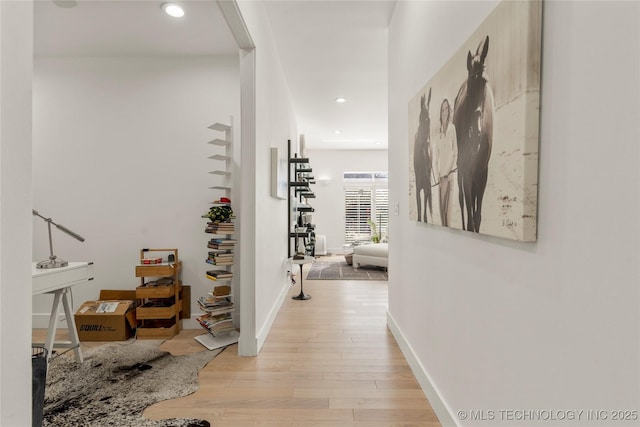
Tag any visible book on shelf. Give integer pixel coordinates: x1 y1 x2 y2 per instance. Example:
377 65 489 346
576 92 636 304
212 285 231 296
206 222 235 229
207 248 233 254
208 252 234 258
207 244 234 250
205 229 234 234
199 305 234 316
197 296 233 312
206 259 233 266
197 312 231 325
197 312 236 336
206 270 233 281
207 239 236 250
206 253 234 265
209 238 237 244
208 251 233 258
198 295 232 306
205 223 235 234
207 221 235 233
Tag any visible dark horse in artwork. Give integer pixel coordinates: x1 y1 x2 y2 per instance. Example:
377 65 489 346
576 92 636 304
413 88 432 222
453 35 494 232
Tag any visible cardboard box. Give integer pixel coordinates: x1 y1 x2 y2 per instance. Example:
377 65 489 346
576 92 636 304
75 297 137 341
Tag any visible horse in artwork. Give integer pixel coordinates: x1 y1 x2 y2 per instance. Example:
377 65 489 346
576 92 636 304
413 88 432 222
453 35 494 232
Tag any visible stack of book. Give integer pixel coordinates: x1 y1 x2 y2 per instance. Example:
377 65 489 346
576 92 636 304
206 252 234 265
196 312 236 337
197 295 233 315
206 270 233 281
205 222 235 234
207 238 237 250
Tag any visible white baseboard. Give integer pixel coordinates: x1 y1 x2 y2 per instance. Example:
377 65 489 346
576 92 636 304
387 311 458 427
255 279 290 353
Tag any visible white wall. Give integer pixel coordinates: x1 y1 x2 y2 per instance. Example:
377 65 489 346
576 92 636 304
306 148 387 254
388 1 640 425
0 2 33 425
32 56 240 329
236 1 299 354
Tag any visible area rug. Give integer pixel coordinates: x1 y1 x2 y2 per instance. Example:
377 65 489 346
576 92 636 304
43 340 222 427
306 259 388 280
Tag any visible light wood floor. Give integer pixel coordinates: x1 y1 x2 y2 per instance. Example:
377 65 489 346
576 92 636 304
143 269 442 427
34 263 441 426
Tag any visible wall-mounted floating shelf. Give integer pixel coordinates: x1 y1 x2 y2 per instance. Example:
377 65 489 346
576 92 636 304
208 123 231 132
208 138 230 147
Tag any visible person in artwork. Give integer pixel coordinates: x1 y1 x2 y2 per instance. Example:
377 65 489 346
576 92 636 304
433 98 458 227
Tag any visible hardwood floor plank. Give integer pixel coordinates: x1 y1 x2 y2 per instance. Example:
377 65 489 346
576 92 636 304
227 379 378 390
330 398 433 410
218 408 354 421
120 274 441 426
323 372 419 381
257 351 342 360
294 388 427 399
353 409 440 422
375 379 422 389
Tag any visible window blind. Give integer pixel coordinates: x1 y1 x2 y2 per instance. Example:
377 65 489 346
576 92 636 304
344 172 388 244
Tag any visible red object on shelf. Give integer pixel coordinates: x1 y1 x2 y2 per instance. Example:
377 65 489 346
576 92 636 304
140 257 163 265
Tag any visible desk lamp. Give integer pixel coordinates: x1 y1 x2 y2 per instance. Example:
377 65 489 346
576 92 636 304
33 209 85 269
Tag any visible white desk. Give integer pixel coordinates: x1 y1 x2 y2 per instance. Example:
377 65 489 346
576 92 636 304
33 262 93 363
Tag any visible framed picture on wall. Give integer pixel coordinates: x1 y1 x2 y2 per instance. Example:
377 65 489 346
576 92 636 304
408 0 542 242
271 147 288 200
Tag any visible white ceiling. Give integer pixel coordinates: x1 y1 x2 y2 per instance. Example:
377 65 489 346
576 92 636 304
264 1 394 150
34 0 394 150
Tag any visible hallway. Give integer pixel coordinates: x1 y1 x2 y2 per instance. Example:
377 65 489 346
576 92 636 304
145 274 441 426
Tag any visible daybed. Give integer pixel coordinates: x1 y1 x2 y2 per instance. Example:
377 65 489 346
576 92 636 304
352 243 388 271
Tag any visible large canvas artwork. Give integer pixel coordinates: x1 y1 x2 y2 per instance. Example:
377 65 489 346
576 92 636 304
408 0 542 242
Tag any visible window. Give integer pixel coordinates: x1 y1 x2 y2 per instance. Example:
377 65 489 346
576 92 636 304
344 172 388 243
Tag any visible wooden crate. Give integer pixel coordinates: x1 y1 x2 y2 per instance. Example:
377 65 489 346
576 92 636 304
137 318 179 339
135 261 181 278
136 280 182 299
137 299 182 320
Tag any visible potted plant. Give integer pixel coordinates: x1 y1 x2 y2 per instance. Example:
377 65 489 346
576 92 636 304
368 217 380 243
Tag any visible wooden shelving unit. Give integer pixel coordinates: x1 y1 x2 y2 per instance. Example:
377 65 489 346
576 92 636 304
135 248 182 339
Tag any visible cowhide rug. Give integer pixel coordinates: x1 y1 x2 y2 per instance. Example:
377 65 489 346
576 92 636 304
43 339 222 427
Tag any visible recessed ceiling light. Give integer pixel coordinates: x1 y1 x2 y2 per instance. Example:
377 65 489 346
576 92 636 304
335 97 347 103
162 3 185 18
335 130 343 134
